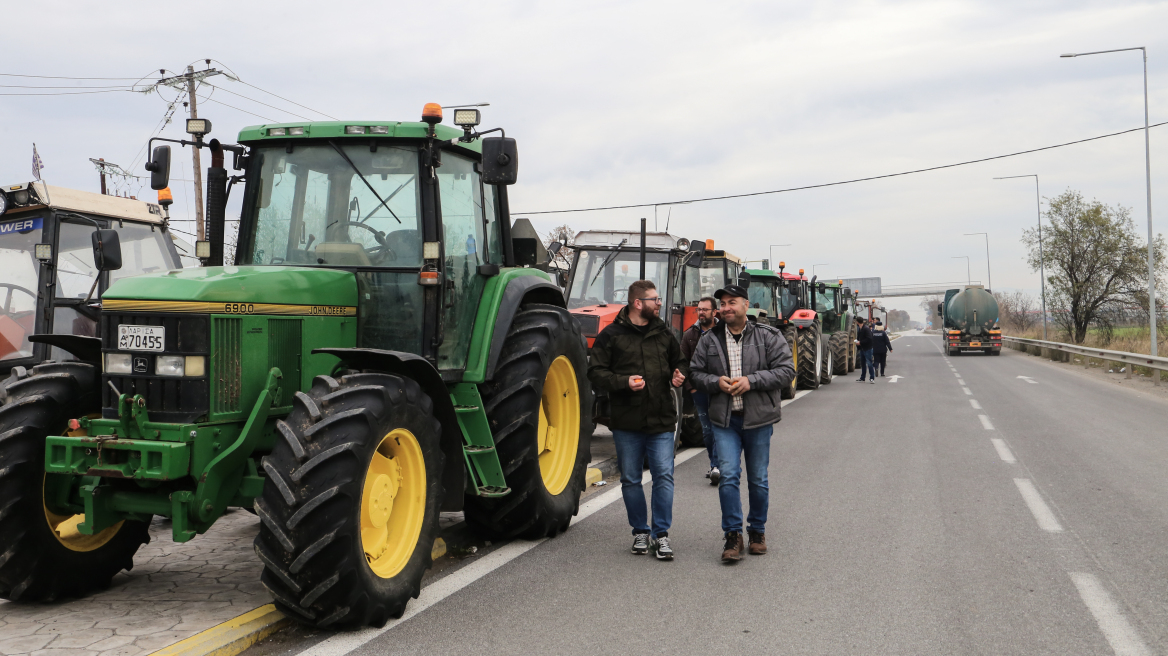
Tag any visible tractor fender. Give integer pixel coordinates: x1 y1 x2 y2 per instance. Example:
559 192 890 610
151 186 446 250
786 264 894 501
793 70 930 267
790 309 818 329
484 276 565 381
28 334 102 363
311 347 466 511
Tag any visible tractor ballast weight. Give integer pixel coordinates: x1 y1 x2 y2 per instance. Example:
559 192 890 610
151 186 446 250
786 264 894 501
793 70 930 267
0 109 594 628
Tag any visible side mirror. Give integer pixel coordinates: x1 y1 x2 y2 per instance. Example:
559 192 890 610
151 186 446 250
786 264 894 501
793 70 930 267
788 280 800 295
548 241 563 258
843 287 851 298
738 271 751 288
818 282 826 294
145 145 172 191
685 238 705 268
481 137 518 185
92 229 122 272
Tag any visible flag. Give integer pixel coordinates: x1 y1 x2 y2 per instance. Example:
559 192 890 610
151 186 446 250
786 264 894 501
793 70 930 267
32 143 44 181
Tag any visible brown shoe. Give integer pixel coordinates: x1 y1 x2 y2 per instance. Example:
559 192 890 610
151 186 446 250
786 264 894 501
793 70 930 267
721 531 744 562
747 531 767 555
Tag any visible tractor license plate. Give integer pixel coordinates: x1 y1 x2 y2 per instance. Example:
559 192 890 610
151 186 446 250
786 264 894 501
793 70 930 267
969 341 981 347
118 325 165 351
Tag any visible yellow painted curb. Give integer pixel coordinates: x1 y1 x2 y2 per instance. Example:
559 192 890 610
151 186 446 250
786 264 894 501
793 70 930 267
585 467 602 485
150 604 289 656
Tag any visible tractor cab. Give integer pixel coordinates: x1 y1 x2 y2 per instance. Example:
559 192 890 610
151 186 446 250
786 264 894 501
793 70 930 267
566 230 705 347
0 182 181 376
744 268 783 325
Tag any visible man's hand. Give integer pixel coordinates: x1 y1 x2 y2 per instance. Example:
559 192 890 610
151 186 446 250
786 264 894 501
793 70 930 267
628 375 645 391
671 369 685 388
730 376 751 396
718 376 735 394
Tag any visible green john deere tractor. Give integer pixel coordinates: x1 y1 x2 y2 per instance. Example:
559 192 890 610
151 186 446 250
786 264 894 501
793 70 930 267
0 106 592 628
744 267 797 400
770 266 853 390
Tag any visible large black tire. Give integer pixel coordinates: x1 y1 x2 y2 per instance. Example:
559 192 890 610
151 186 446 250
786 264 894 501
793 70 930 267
779 326 798 400
0 362 150 601
820 336 834 386
796 323 822 390
847 324 858 372
254 373 445 628
466 304 591 540
679 390 704 447
830 332 848 376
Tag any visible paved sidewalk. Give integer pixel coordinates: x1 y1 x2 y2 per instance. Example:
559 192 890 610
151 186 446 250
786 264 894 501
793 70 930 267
0 510 269 656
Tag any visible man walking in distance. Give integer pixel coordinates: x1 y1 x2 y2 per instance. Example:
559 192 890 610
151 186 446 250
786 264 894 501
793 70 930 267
589 280 688 561
681 297 720 485
689 285 795 562
871 320 893 377
855 316 875 384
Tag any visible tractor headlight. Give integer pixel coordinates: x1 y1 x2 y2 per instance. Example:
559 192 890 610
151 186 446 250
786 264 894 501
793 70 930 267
184 356 205 377
105 353 132 374
155 355 185 377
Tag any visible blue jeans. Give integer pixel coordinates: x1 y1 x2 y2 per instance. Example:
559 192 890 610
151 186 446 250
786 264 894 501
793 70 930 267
612 429 675 538
691 391 717 468
859 348 875 380
712 414 772 534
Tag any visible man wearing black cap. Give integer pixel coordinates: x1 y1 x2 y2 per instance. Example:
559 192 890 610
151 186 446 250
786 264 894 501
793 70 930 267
689 284 795 562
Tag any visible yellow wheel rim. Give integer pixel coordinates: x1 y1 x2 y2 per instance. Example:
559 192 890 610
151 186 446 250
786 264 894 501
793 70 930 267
538 355 580 496
361 428 426 579
43 419 123 552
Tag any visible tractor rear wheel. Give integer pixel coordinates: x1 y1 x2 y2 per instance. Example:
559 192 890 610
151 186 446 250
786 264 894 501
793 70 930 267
779 326 798 400
796 324 823 390
820 338 834 385
847 324 858 372
0 362 150 602
255 373 445 628
830 332 848 376
466 304 591 540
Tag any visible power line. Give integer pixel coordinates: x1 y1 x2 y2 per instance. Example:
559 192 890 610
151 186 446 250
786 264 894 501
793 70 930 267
0 89 128 96
0 73 144 80
517 121 1168 215
0 83 135 89
203 83 313 121
237 80 339 120
202 97 275 122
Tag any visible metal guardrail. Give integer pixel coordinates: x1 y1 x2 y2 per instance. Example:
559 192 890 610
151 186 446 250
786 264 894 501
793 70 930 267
1002 336 1166 386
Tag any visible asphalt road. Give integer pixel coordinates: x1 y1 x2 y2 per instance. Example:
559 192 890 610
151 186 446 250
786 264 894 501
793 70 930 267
258 334 1168 655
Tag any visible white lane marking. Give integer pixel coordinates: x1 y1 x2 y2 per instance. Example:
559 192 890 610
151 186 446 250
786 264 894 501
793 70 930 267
1069 572 1151 656
783 389 813 407
1014 478 1064 532
1017 375 1038 384
978 414 994 430
969 399 981 409
962 387 971 395
300 390 811 656
990 438 1016 463
888 375 903 383
954 373 962 378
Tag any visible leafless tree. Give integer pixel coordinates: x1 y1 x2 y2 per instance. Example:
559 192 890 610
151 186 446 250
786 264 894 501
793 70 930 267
543 224 576 269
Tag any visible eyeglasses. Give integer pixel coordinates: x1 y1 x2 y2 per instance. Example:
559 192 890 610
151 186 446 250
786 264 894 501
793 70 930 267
637 296 662 304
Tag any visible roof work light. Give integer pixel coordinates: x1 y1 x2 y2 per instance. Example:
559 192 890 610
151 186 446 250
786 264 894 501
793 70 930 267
186 118 212 136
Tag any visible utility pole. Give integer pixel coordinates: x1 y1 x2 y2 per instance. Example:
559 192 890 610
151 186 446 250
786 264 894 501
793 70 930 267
89 158 134 197
155 62 225 242
98 157 106 195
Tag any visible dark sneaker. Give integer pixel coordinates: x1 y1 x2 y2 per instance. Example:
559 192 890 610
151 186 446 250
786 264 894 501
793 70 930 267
709 467 721 486
856 378 866 382
722 531 744 562
748 531 767 555
651 535 674 560
631 533 649 555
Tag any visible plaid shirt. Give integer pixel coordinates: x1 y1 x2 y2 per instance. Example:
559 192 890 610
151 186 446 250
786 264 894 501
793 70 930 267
726 330 744 411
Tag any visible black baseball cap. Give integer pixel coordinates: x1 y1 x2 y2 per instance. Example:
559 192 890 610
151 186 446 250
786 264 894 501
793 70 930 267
714 284 749 301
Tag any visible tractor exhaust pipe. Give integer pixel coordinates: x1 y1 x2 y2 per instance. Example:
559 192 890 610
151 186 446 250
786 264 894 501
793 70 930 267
205 140 227 267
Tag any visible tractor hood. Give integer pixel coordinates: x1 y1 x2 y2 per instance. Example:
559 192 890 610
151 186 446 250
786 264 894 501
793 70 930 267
102 266 359 309
570 304 622 348
788 308 817 328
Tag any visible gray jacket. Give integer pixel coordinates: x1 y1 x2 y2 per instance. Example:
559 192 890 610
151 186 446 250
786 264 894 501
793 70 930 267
689 320 796 429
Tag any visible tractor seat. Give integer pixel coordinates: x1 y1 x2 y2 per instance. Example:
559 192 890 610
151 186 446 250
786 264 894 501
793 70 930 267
314 242 372 266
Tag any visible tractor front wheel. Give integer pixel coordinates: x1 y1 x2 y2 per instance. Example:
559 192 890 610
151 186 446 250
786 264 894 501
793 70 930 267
255 373 444 628
0 362 150 602
796 324 823 390
779 326 798 400
830 332 849 376
467 304 591 540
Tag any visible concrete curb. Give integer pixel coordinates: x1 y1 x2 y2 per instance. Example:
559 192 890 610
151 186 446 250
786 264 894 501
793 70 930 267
590 456 619 481
149 604 289 656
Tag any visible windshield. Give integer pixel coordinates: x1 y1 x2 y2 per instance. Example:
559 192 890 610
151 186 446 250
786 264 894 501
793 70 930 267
568 250 669 309
697 259 727 299
245 144 422 267
780 283 799 318
748 281 777 316
0 215 42 361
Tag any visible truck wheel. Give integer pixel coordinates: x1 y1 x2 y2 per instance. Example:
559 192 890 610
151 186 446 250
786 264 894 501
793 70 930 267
0 362 150 602
255 373 445 628
780 326 798 400
796 324 822 390
830 332 848 375
467 304 591 540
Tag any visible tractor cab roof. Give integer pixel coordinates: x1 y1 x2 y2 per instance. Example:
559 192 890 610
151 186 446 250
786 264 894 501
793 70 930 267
1 182 166 225
237 121 482 153
745 268 782 281
572 230 688 253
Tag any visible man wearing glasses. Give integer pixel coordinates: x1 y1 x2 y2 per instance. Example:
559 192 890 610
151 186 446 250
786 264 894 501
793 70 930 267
589 280 688 561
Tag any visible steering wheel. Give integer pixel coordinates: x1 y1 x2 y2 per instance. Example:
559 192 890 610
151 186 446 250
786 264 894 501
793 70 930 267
0 283 36 318
344 221 398 264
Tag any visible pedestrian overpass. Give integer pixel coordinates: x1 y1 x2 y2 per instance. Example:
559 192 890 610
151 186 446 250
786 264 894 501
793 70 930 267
870 282 984 298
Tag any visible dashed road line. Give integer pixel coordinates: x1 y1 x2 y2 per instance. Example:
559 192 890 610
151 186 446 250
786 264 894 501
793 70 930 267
978 414 994 430
990 438 1016 464
1070 573 1152 656
962 387 971 395
1014 478 1064 532
969 399 981 409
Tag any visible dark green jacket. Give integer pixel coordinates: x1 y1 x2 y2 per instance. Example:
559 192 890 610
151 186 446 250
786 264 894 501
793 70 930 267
588 306 689 433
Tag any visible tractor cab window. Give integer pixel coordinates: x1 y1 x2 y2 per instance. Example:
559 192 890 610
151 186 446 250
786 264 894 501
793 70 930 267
0 215 42 361
814 288 836 314
52 221 100 355
748 282 776 317
246 144 422 267
437 151 487 370
779 282 798 318
567 250 669 309
696 259 728 299
110 222 180 283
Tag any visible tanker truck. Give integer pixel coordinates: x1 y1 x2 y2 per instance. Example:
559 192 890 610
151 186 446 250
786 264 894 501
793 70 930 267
938 285 1001 355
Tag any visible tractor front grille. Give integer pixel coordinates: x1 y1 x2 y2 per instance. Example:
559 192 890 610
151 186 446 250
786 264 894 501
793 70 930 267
101 312 210 423
213 317 243 414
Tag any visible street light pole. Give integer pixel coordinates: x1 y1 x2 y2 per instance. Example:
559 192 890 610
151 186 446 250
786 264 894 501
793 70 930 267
952 256 970 285
812 263 830 277
964 232 991 292
1062 47 1157 356
995 175 1047 340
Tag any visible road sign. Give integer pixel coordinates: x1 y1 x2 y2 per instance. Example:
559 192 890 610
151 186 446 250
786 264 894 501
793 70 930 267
839 277 882 296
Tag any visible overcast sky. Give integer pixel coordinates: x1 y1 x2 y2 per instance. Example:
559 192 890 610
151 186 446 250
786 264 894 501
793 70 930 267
2 0 1165 321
